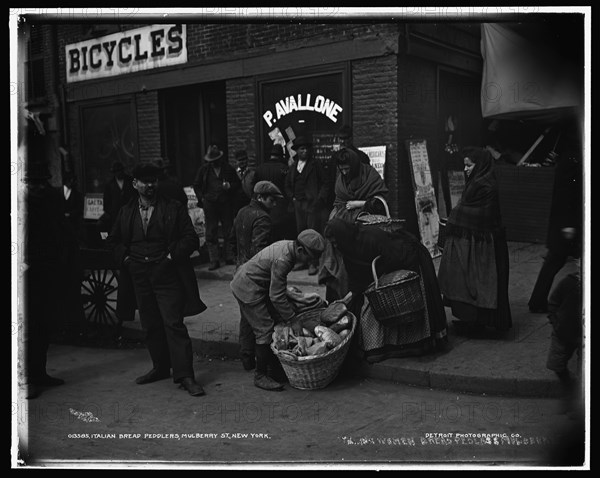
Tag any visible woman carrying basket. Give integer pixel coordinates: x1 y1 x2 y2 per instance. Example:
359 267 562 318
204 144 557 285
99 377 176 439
319 148 389 302
328 148 389 223
324 218 448 363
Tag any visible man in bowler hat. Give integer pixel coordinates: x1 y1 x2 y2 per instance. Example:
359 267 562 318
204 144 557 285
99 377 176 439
107 162 207 396
284 136 329 275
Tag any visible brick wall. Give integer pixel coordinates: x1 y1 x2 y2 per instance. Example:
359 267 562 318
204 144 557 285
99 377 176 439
135 90 161 163
352 54 400 216
397 55 440 237
187 23 396 64
226 77 256 166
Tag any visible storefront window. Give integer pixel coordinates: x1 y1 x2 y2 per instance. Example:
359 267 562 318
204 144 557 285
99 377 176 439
80 99 138 194
258 67 348 164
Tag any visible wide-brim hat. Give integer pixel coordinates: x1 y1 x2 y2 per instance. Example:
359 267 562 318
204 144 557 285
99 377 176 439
292 136 313 150
205 145 224 162
110 160 126 173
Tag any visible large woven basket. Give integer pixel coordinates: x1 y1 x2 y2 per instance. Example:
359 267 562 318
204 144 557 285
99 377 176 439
356 195 405 234
270 308 357 390
364 256 425 325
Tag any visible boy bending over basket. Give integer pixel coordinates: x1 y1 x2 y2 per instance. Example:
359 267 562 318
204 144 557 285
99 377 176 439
230 230 326 391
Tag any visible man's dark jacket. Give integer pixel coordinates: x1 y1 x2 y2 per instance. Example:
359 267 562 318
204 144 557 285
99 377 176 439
284 158 329 213
107 195 206 320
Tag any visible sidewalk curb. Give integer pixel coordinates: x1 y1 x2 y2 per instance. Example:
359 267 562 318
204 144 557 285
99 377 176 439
119 325 564 399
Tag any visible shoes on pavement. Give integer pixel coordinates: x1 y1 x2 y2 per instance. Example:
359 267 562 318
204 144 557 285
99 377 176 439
208 261 220 271
267 365 288 384
179 377 206 396
31 374 65 387
242 357 256 371
25 383 42 399
308 264 318 275
135 368 171 385
254 373 284 391
292 262 308 271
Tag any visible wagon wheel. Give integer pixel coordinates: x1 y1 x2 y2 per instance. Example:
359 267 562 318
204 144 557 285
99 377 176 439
81 269 121 329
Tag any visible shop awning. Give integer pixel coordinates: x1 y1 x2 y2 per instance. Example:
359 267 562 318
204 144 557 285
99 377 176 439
480 23 582 121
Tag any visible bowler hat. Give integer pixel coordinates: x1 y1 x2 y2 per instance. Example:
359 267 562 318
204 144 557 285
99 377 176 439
297 229 325 257
269 144 284 158
132 162 160 181
253 180 284 198
292 136 313 150
235 150 249 163
204 145 224 162
339 124 353 139
24 161 51 182
110 161 125 173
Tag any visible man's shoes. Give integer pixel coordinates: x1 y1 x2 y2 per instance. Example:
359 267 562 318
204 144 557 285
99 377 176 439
308 264 318 275
25 383 42 399
267 365 288 384
292 262 308 271
135 368 171 385
254 373 284 391
32 374 65 387
242 357 256 371
179 377 206 396
225 259 235 266
208 261 220 271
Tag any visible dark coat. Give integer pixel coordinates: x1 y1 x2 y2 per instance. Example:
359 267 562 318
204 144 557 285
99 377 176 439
101 175 136 229
157 176 189 206
107 195 206 319
254 160 290 226
192 161 241 206
228 199 273 268
284 158 329 213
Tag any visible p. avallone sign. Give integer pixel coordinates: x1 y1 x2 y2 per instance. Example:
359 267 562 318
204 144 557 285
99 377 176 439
65 24 187 83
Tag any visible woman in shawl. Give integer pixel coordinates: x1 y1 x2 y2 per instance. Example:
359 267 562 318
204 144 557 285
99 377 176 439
437 146 512 333
324 218 448 362
328 147 389 222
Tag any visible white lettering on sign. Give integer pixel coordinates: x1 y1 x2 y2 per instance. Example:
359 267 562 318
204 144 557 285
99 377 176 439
359 146 387 180
66 24 187 83
262 94 343 127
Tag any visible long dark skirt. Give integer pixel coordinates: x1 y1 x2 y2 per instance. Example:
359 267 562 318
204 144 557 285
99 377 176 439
442 229 512 332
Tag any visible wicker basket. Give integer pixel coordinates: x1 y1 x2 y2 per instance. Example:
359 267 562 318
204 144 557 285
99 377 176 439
270 308 357 390
356 196 405 234
364 256 425 325
437 217 448 252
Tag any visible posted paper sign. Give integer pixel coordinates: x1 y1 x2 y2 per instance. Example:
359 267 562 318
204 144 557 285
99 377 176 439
83 194 104 220
358 145 386 179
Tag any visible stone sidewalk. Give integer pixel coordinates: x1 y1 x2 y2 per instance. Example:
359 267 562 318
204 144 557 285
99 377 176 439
121 242 584 398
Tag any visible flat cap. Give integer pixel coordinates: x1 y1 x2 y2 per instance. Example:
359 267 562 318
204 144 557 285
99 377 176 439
297 229 326 257
253 180 284 198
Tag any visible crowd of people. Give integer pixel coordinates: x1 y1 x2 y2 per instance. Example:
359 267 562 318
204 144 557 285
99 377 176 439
20 123 583 407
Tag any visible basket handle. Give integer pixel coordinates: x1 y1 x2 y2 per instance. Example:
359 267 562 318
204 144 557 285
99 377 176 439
371 255 382 288
373 195 390 218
